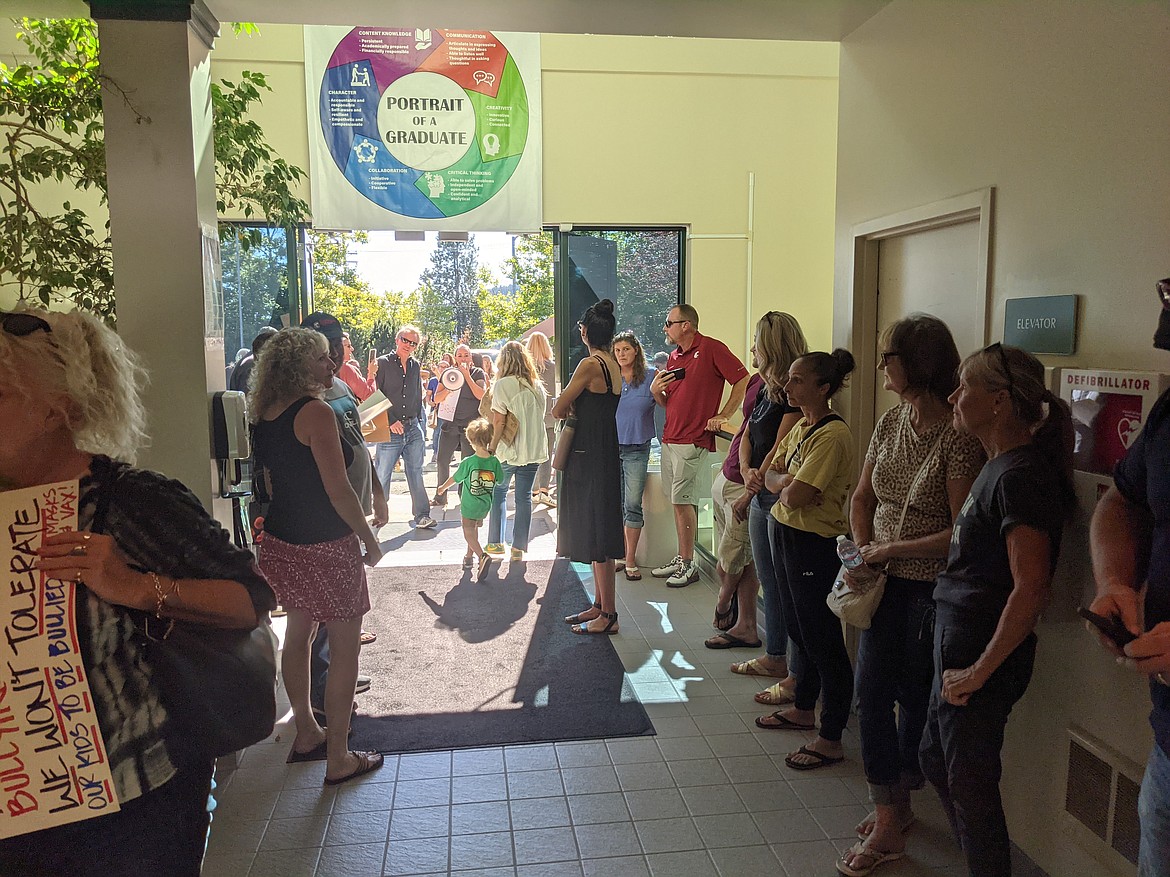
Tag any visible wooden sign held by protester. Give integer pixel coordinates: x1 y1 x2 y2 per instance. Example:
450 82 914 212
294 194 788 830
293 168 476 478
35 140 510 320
0 480 119 839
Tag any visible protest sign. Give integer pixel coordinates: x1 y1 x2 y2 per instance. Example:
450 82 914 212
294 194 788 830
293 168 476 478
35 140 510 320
1 480 119 838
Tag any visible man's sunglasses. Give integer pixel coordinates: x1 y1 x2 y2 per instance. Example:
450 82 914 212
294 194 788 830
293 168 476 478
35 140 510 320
1 312 52 337
663 319 689 328
398 336 419 348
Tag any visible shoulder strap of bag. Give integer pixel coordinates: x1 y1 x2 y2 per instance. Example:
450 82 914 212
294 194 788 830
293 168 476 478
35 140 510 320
891 430 947 541
785 412 844 470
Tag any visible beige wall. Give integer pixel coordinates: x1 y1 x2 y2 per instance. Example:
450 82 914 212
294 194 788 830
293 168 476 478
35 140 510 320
211 27 841 358
834 2 1170 873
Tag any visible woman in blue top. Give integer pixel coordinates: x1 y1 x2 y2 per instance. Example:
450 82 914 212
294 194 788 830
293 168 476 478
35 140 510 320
613 331 657 581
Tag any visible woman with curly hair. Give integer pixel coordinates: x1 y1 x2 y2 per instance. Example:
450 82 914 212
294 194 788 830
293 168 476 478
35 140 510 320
251 328 384 785
0 309 275 876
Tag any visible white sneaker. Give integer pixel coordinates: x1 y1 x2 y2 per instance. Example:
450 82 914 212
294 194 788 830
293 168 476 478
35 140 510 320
667 560 700 588
652 555 684 578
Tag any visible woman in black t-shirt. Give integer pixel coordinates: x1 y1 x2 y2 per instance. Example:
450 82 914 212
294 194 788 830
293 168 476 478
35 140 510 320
917 343 1074 877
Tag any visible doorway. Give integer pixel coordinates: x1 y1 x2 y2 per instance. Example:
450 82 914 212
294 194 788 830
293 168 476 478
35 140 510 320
848 188 994 445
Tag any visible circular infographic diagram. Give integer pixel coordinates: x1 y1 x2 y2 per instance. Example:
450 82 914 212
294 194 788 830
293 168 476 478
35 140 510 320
318 27 531 219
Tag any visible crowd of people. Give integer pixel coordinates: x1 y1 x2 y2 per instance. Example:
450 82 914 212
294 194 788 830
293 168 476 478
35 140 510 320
2 284 1168 876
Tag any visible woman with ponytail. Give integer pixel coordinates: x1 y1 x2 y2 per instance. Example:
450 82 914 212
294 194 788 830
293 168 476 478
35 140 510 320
912 343 1074 877
758 349 857 773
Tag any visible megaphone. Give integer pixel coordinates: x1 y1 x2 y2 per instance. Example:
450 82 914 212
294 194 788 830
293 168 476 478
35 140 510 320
441 367 465 390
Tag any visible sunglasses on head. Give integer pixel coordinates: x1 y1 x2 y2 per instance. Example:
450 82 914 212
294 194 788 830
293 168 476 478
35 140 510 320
1 312 52 337
984 342 1016 400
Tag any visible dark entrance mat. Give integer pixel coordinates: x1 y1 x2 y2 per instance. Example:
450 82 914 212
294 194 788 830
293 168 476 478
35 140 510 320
349 559 654 754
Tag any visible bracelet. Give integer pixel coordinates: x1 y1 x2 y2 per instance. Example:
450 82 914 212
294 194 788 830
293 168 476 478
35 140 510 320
149 571 181 618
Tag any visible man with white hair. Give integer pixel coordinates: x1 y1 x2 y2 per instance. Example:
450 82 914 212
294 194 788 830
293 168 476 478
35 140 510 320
371 324 435 529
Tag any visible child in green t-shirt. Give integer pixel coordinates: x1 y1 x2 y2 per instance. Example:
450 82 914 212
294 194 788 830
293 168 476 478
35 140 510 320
435 418 502 579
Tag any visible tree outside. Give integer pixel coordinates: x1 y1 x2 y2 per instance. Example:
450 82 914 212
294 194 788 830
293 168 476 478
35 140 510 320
0 18 309 324
420 239 483 345
479 231 553 344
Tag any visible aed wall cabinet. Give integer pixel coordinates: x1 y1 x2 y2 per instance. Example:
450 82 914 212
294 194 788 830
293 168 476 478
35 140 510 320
1003 294 1078 354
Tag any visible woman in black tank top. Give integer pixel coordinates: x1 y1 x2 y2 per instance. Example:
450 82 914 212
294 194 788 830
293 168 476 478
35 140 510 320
554 300 625 634
250 328 385 786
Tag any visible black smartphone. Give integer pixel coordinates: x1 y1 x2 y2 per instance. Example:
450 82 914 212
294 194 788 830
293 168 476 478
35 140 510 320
665 366 687 381
1078 607 1138 648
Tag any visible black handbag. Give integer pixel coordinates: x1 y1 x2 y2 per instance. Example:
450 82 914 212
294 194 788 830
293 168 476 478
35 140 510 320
135 616 277 760
94 465 277 760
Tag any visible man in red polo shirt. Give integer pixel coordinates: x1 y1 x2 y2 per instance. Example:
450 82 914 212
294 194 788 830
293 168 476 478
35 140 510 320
650 304 748 586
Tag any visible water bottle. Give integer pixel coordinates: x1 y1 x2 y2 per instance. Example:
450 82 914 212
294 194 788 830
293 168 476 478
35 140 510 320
836 535 876 591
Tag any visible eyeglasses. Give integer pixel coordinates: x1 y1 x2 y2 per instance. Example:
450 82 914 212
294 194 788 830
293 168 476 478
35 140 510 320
879 351 899 366
985 342 1016 400
1158 278 1170 310
663 319 689 329
397 337 419 348
1 312 52 337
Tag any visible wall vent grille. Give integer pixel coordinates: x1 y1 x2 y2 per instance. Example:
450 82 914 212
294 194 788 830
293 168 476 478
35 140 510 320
1065 739 1111 839
1111 772 1141 865
1065 729 1141 866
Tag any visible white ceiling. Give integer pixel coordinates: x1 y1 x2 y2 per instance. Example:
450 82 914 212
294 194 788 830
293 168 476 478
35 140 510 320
16 0 892 42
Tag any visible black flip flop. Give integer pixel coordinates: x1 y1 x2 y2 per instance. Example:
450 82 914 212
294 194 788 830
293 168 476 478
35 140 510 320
754 711 816 731
704 632 762 650
286 739 328 764
784 745 844 771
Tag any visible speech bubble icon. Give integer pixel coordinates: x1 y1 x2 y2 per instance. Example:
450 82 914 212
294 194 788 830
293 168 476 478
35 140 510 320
472 70 496 87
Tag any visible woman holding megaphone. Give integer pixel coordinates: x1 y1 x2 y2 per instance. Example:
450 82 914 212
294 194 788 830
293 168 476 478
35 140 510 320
431 345 487 508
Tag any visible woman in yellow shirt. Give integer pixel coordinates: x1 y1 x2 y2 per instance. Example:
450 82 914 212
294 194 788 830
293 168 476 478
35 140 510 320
760 349 856 772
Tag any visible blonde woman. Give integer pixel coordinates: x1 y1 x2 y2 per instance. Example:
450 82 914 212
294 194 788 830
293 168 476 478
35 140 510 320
0 309 275 875
709 313 807 675
485 341 548 561
250 328 384 785
526 330 558 507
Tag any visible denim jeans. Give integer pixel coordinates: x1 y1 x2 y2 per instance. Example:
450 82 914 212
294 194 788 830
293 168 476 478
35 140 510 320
750 492 789 662
309 625 330 711
919 615 1036 877
373 417 429 521
535 425 556 491
619 441 652 528
855 576 936 804
770 518 853 741
1140 741 1170 877
488 462 539 550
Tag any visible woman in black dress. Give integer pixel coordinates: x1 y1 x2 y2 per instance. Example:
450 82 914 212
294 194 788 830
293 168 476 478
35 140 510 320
554 299 625 634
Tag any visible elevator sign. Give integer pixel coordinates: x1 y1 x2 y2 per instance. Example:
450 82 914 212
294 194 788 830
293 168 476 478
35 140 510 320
1003 295 1078 355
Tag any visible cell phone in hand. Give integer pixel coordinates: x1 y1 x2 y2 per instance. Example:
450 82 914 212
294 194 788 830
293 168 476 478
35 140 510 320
1078 607 1137 648
367 348 378 367
665 366 687 381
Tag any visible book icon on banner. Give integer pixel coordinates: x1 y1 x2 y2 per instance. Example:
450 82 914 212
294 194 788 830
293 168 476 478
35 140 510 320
415 28 432 50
